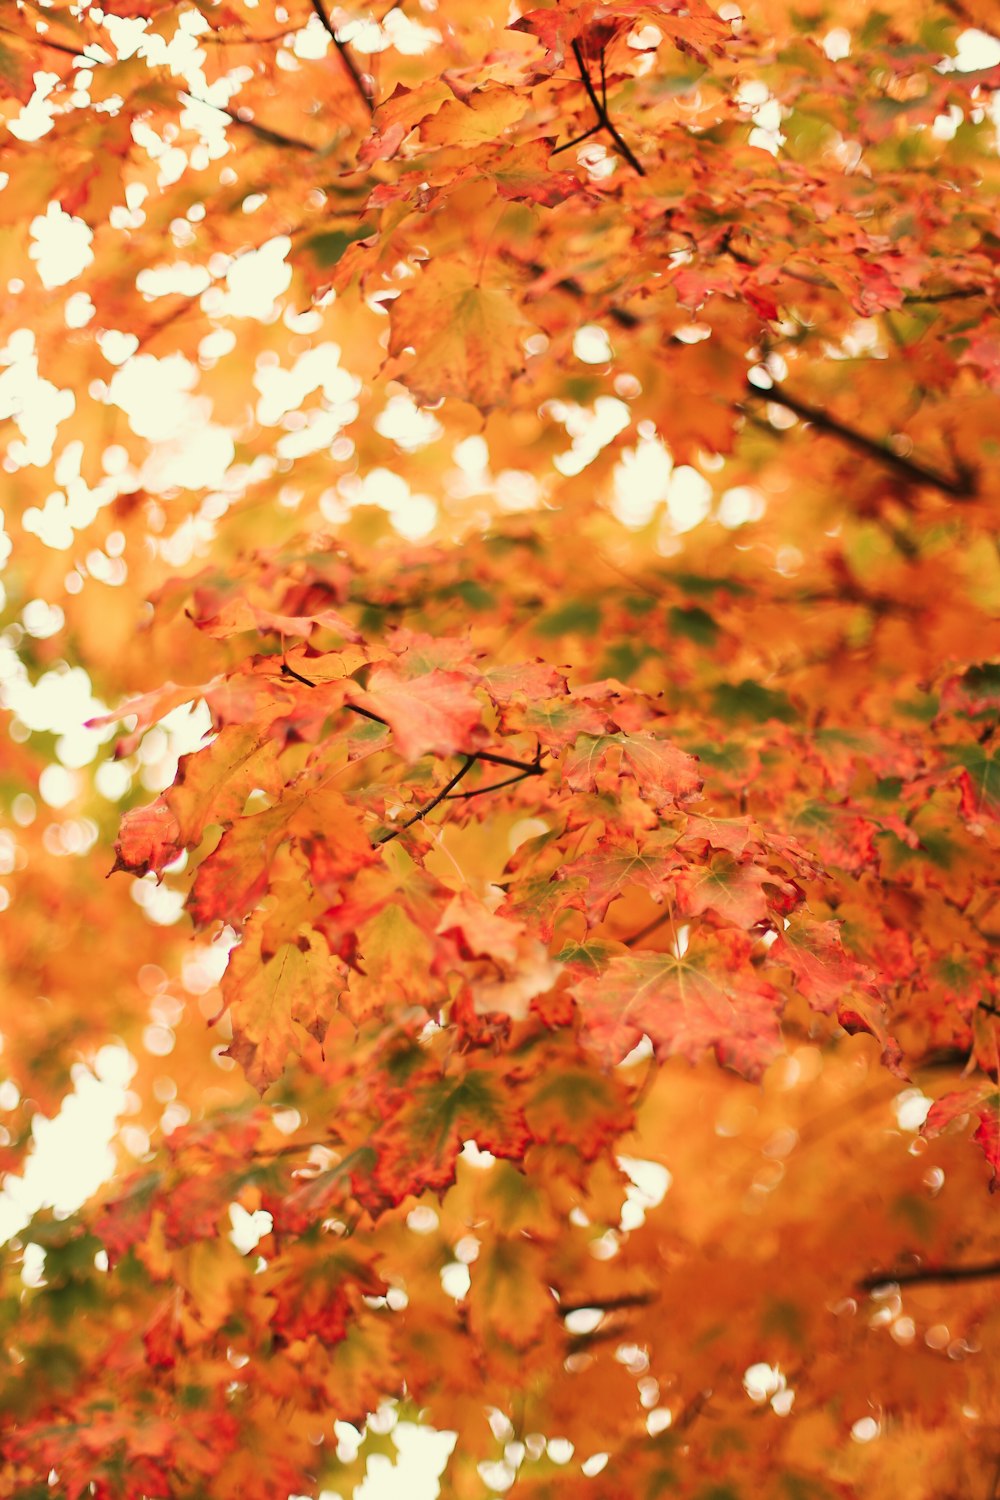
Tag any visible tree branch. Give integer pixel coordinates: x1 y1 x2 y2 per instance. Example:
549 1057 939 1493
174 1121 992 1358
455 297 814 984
283 665 544 773
903 286 988 305
623 910 673 948
559 1290 656 1317
375 757 476 844
859 1258 1000 1292
310 0 374 114
568 41 645 176
182 93 320 152
444 767 541 799
551 122 603 156
472 747 544 774
721 237 989 307
743 380 975 499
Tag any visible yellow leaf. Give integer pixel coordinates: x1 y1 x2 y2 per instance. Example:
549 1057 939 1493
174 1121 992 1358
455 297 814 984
222 924 338 1091
388 259 535 412
420 90 529 150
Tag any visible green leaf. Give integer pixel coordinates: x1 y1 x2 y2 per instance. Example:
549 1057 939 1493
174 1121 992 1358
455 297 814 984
712 680 796 724
305 224 375 267
669 604 719 646
537 599 602 636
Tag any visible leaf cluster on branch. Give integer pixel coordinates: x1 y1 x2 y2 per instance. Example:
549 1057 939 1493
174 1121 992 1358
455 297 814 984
1 0 1000 1495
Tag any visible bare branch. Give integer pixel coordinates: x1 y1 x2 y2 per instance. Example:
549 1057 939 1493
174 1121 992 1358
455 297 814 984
568 41 645 177
903 286 988 305
560 1290 656 1317
280 663 548 780
444 767 541 799
310 0 375 114
623 910 673 948
376 757 476 845
859 1259 1000 1292
551 123 603 156
182 92 319 152
743 380 975 499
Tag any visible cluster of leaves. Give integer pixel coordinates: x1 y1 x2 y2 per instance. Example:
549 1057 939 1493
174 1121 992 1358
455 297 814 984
1 0 1000 1495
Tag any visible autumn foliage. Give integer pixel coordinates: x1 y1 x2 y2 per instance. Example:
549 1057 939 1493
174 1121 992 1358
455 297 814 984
2 0 1000 1494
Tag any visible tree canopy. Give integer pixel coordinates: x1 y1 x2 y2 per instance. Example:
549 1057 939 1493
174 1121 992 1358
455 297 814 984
1 0 1000 1495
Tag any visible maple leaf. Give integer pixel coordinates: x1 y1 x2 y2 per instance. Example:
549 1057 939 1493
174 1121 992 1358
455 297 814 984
509 694 608 752
564 732 703 808
924 1088 1000 1190
523 1063 634 1159
221 921 339 1091
566 934 784 1078
436 888 526 964
195 596 362 644
511 0 729 65
187 783 376 928
772 915 879 1012
466 1235 555 1352
362 1069 532 1210
560 832 684 923
167 724 284 847
492 142 585 207
0 33 38 103
111 795 183 877
480 659 569 706
675 854 796 929
420 90 530 150
340 902 437 1025
958 333 1000 393
387 259 537 412
348 663 487 761
93 1174 160 1267
953 745 1000 824
938 663 1000 720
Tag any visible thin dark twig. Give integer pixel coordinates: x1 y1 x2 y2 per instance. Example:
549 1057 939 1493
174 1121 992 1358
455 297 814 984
281 662 320 688
570 40 645 176
281 663 545 774
859 1258 1000 1292
444 767 540 799
6 26 88 61
473 747 544 773
310 0 374 113
199 25 310 44
182 92 318 151
722 238 988 308
624 910 673 948
551 123 603 156
560 1290 655 1316
376 757 476 845
345 701 390 727
250 1137 335 1159
903 286 988 305
743 380 974 499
